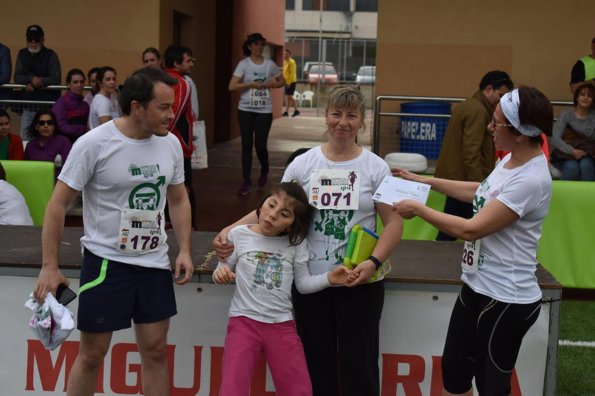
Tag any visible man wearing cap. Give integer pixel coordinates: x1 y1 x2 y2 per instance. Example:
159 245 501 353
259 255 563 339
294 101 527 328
433 70 513 241
569 37 595 94
14 24 62 141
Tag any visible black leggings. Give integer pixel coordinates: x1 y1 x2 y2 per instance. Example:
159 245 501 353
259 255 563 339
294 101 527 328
441 284 541 395
237 109 272 183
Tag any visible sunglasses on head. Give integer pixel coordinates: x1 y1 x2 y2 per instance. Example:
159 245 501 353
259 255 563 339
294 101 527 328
37 120 55 126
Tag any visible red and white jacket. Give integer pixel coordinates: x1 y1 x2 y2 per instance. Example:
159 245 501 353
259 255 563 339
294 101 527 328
166 68 195 158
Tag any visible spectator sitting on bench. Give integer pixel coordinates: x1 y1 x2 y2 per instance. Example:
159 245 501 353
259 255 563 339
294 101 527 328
0 162 33 225
0 109 24 160
550 82 595 181
24 110 71 181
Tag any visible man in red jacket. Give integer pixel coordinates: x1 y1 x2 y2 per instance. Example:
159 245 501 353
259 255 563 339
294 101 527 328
164 45 197 229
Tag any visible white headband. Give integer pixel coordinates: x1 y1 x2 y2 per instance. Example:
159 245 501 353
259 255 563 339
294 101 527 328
499 89 542 137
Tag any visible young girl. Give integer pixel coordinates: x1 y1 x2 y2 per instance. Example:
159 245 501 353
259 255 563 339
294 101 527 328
213 182 350 396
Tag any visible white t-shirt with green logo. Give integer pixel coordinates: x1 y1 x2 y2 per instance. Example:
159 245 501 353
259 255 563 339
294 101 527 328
233 57 281 114
282 146 390 279
58 120 185 269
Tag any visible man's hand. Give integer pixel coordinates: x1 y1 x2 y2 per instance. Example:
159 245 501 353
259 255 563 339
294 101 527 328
34 267 68 303
212 230 234 261
173 251 194 285
31 76 44 89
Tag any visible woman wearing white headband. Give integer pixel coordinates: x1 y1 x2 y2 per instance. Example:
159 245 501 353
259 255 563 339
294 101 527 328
392 86 553 396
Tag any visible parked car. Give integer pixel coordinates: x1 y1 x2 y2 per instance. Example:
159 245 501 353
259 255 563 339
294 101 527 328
307 65 339 85
355 66 376 84
303 61 333 80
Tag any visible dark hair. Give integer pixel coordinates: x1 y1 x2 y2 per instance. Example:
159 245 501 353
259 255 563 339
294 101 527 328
163 45 193 68
516 86 553 141
142 47 161 61
256 182 314 246
285 148 310 168
0 162 5 180
87 67 101 81
572 82 595 109
118 67 178 116
242 33 266 57
66 68 85 84
284 49 291 55
0 109 10 120
28 110 58 138
479 70 514 90
96 66 116 90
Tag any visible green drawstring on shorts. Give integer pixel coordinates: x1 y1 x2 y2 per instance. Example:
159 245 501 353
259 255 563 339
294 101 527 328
79 258 108 293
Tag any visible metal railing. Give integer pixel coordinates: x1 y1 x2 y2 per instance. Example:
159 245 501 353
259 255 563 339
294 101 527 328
373 94 574 157
0 84 94 112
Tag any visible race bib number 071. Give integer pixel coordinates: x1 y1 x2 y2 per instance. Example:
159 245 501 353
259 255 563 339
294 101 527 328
308 169 359 210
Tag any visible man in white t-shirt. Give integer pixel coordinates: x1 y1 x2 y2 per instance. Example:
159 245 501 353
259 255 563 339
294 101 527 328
34 67 193 396
0 163 33 225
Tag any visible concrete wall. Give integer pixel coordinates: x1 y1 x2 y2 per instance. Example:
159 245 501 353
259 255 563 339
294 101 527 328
0 0 219 144
1 1 161 82
375 0 593 156
376 0 594 101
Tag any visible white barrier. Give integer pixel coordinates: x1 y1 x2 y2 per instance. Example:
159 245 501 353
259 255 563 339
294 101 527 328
2 276 551 395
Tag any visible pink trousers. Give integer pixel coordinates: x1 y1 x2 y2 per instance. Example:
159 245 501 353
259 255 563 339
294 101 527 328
219 316 313 396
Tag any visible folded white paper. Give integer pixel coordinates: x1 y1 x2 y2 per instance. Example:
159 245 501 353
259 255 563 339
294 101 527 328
372 175 431 205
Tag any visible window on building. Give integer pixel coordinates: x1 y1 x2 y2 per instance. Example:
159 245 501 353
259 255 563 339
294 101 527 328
355 0 378 12
286 0 295 10
303 0 349 11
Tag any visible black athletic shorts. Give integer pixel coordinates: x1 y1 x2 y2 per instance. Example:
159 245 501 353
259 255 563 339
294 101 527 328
77 249 177 332
284 82 297 95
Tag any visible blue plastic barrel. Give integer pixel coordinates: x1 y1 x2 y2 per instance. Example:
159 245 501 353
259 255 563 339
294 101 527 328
400 102 451 160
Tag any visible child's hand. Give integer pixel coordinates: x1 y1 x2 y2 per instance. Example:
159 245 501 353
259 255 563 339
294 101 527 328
327 265 352 286
212 264 236 284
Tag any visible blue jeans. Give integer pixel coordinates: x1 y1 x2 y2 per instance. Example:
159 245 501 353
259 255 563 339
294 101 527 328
557 157 595 181
20 109 36 141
